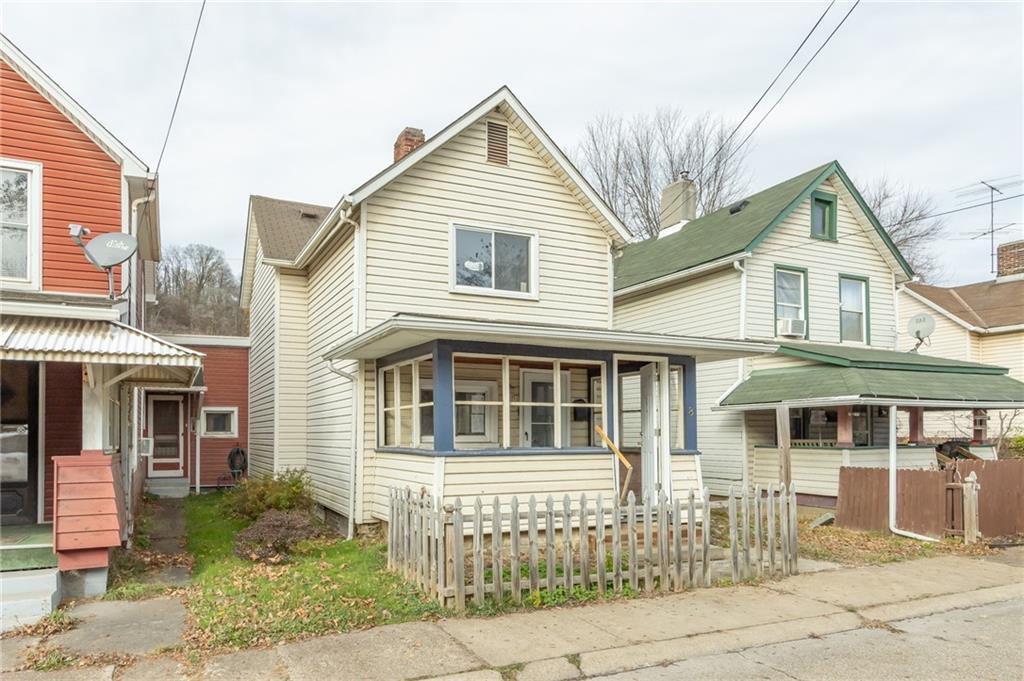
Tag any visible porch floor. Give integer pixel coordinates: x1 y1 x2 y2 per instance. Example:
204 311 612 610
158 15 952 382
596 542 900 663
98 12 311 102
0 524 57 571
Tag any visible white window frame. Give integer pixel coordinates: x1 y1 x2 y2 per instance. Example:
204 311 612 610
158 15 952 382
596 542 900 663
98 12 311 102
839 276 867 344
449 222 540 301
0 157 43 290
518 368 572 448
200 406 238 438
774 268 806 326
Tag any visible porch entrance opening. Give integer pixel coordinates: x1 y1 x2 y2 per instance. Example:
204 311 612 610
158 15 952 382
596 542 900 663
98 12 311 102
616 358 668 501
148 395 184 478
0 361 39 525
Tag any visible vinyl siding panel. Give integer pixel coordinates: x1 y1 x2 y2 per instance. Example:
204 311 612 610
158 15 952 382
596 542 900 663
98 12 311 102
615 267 741 338
363 113 611 329
746 176 898 347
275 270 308 470
247 244 276 477
441 455 615 509
306 228 357 516
365 452 436 521
980 332 1024 380
896 292 972 357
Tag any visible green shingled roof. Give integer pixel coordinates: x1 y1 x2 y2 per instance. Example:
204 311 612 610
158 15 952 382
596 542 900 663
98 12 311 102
614 161 913 291
720 365 1024 408
776 342 1008 375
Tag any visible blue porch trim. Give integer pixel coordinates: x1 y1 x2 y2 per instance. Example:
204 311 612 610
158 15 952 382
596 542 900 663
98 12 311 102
668 355 698 451
432 341 455 451
376 446 609 458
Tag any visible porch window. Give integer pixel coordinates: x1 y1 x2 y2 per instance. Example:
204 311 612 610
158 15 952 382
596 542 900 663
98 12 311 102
0 159 41 289
379 357 434 448
451 224 537 298
839 276 868 343
201 407 238 437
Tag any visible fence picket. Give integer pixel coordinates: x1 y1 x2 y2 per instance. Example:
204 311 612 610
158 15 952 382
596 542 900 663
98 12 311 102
643 492 653 593
657 491 669 593
612 496 623 592
510 496 521 603
687 490 696 588
545 496 556 593
701 487 712 587
596 495 607 595
491 497 503 601
562 495 573 594
627 492 638 592
473 497 485 604
579 494 590 591
672 496 683 591
528 496 540 594
754 484 763 578
779 486 790 577
767 483 777 575
453 498 465 611
728 486 739 583
788 484 799 574
740 487 750 579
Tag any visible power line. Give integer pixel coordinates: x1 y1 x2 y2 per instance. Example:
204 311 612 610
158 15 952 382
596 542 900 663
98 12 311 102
155 0 208 175
883 193 1023 228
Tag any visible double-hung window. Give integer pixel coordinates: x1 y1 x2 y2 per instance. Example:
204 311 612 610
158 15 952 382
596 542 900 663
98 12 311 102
839 276 868 343
774 267 807 337
451 224 537 298
1 159 42 289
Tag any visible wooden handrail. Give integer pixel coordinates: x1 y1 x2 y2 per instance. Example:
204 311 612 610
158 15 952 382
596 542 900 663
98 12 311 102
594 425 633 504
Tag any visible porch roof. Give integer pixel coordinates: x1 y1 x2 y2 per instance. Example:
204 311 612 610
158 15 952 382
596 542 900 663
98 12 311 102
324 313 776 363
717 364 1024 411
0 316 204 368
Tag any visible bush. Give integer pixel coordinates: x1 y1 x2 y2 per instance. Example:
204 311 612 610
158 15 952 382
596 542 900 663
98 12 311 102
234 509 329 563
224 470 314 520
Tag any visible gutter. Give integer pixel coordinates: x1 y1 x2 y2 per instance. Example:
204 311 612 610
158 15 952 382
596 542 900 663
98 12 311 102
326 359 359 538
614 252 751 299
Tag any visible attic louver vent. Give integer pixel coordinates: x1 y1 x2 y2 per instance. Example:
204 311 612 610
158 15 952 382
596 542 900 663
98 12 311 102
729 200 750 215
486 121 509 165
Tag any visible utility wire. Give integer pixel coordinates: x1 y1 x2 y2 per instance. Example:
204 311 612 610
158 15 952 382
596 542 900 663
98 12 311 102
155 0 207 175
884 193 1023 228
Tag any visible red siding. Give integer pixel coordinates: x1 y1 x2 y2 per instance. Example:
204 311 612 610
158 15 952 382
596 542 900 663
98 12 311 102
44 363 83 521
0 61 122 294
53 451 121 570
190 345 249 487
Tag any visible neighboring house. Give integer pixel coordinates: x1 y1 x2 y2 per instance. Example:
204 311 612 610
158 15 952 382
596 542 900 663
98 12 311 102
613 162 1024 504
0 35 203 625
144 335 250 496
239 87 770 534
896 239 1024 443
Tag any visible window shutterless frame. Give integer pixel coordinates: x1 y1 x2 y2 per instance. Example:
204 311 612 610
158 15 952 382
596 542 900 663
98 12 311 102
0 157 43 290
773 264 809 338
838 273 870 344
809 190 837 241
200 406 239 437
448 221 540 300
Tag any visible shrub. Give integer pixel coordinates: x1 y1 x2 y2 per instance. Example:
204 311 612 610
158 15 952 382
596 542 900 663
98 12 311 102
234 509 328 563
223 470 314 520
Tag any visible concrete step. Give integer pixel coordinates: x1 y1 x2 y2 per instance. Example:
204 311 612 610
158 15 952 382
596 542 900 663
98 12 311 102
0 568 60 633
145 478 190 498
1 567 59 597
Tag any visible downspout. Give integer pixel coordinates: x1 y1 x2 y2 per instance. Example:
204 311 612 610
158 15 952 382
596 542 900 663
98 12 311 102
888 402 936 542
129 191 156 325
734 260 750 489
195 391 204 495
327 359 358 539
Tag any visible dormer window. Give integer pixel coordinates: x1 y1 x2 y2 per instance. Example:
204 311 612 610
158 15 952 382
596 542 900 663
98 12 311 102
810 190 837 241
1 159 42 290
450 223 537 299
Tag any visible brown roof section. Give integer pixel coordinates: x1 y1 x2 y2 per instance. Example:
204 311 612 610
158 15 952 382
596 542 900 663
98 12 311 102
908 279 1024 329
249 195 332 261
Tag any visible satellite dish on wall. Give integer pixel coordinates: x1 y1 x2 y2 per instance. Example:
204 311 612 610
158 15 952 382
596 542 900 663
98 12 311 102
68 224 139 299
907 313 935 352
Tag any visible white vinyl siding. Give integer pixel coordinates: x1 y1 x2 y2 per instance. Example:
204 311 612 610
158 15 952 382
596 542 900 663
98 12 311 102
615 267 741 338
746 176 898 347
247 243 277 477
276 270 309 471
363 113 611 329
695 359 745 495
306 227 357 516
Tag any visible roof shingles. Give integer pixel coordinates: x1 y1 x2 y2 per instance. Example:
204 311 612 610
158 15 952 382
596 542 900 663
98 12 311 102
249 195 332 262
908 279 1024 329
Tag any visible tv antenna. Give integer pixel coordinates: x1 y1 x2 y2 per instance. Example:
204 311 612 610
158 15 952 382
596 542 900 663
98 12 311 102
907 313 935 353
953 177 1022 273
69 224 138 299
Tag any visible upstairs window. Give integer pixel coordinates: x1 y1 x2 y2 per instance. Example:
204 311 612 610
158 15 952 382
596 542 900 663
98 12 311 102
839 276 868 343
451 224 537 298
774 266 807 338
810 190 837 240
1 159 41 289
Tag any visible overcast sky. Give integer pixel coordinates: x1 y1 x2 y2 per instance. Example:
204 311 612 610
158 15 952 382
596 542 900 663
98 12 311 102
4 1 1022 286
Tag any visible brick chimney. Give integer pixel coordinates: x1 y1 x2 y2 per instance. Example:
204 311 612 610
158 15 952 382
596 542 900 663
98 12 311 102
997 239 1024 278
393 127 425 162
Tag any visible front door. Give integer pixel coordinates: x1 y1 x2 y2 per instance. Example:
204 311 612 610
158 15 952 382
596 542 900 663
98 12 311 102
520 370 569 447
0 361 39 525
148 396 183 478
639 363 661 499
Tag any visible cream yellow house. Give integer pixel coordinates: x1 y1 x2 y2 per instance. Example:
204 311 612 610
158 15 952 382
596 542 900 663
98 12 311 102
238 88 770 533
896 239 1024 445
614 164 1024 504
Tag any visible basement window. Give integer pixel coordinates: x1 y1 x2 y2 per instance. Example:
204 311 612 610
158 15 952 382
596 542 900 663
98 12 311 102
451 224 537 299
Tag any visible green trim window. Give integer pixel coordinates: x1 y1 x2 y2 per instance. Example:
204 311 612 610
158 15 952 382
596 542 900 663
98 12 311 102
774 265 809 339
810 190 837 240
839 275 869 343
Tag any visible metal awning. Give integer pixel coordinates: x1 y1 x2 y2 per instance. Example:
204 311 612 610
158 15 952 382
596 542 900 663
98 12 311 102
717 365 1024 411
0 316 204 369
324 313 776 363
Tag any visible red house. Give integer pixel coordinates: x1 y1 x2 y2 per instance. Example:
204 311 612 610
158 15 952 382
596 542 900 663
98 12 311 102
0 34 203 625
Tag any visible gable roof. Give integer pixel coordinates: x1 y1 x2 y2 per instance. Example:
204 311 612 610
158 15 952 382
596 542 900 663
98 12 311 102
0 33 150 178
614 161 915 293
248 195 332 262
906 279 1024 331
775 341 1007 375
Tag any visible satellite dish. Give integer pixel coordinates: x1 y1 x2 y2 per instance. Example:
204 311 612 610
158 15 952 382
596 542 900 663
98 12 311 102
907 313 935 352
84 233 138 268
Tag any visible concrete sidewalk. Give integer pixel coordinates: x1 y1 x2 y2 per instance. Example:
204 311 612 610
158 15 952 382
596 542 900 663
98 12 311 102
3 551 1022 680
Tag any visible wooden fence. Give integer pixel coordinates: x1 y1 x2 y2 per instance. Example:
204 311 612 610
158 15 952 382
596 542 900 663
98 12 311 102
388 485 799 610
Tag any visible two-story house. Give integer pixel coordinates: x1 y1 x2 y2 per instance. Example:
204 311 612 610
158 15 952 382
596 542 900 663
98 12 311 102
614 162 1024 504
896 239 1024 446
0 35 204 620
239 87 771 534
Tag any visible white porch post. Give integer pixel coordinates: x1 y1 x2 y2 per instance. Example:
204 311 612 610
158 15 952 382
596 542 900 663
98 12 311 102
775 405 791 487
81 364 105 450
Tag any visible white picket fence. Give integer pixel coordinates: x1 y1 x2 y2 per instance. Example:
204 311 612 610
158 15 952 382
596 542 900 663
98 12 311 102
388 485 799 610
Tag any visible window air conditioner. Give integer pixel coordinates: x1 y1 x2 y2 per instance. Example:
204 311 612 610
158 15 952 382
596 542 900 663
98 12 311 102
776 318 807 338
138 437 153 457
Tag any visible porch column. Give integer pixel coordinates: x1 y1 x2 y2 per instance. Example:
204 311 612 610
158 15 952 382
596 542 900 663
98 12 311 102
775 405 792 487
835 405 854 447
908 407 925 444
972 409 988 443
681 357 697 451
81 365 105 450
432 342 454 452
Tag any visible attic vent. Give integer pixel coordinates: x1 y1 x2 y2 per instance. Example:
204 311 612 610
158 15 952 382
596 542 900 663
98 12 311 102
299 210 320 220
729 200 750 215
486 121 509 165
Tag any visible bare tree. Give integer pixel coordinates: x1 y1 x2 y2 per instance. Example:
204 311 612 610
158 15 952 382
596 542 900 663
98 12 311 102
148 243 248 335
861 176 946 282
576 109 750 239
